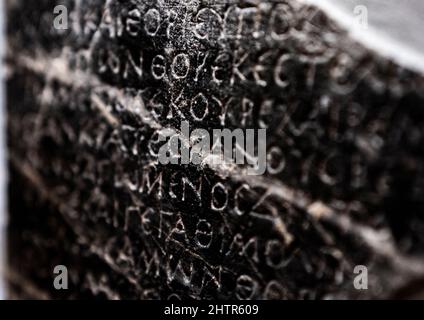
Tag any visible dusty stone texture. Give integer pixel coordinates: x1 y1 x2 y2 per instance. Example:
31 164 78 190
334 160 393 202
5 0 424 299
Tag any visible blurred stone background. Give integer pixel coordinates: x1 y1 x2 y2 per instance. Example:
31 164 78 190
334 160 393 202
3 0 424 300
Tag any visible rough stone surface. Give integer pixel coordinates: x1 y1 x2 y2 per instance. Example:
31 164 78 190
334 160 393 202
6 0 424 299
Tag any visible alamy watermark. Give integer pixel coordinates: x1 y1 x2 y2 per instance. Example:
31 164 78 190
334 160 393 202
53 5 68 30
53 265 68 290
153 121 267 176
353 265 368 290
353 5 369 30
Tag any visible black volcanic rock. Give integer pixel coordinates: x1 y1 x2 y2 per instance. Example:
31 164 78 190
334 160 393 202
5 0 424 299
